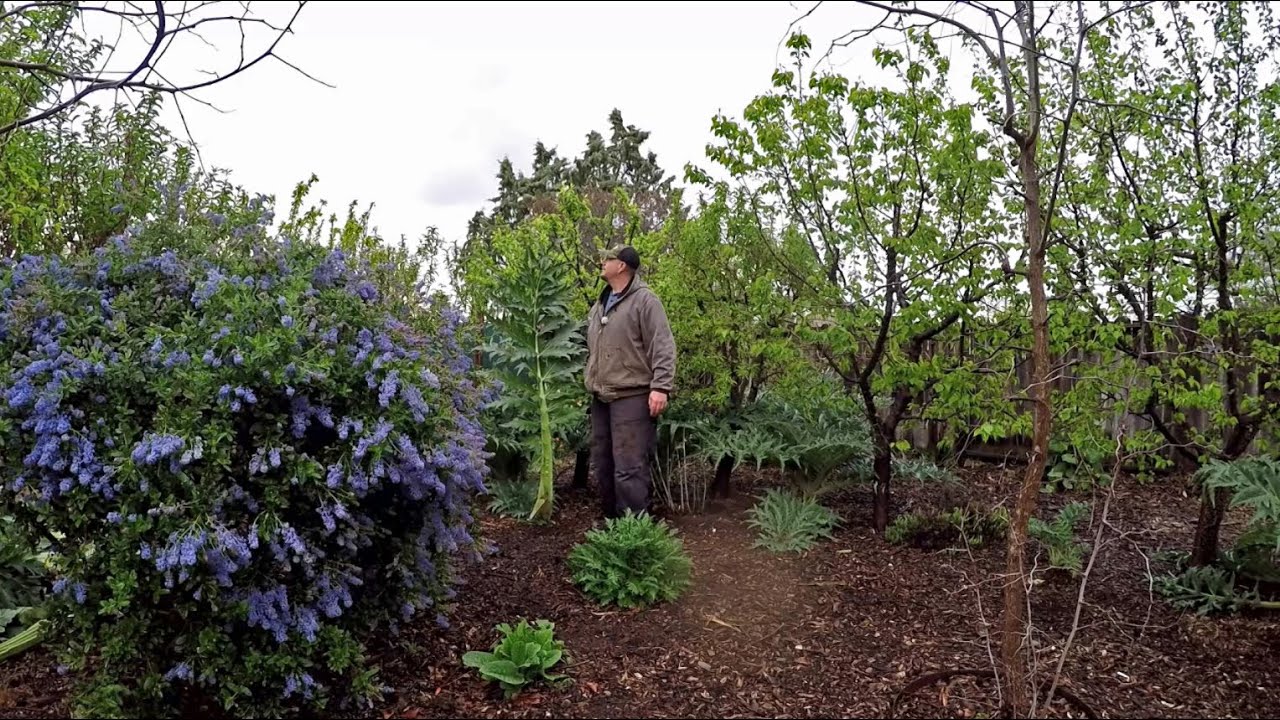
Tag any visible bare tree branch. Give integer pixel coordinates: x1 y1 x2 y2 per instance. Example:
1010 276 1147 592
0 1 325 136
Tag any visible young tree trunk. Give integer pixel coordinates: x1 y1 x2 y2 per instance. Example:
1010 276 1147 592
1000 5 1052 712
872 445 892 534
1190 486 1228 567
855 376 896 534
572 448 590 490
713 454 734 499
999 132 1052 717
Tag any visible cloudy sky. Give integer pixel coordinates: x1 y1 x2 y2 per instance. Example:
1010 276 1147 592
83 1 906 248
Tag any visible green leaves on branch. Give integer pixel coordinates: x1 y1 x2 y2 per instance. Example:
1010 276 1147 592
692 29 1013 530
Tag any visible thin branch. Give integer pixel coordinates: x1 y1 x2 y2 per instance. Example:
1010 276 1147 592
0 1 322 136
1041 481 1113 713
1040 0 1087 243
848 0 1018 130
274 54 336 89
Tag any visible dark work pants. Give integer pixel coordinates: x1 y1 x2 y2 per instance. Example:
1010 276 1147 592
591 394 656 518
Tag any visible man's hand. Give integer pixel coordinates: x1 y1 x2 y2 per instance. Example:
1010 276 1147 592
649 390 668 418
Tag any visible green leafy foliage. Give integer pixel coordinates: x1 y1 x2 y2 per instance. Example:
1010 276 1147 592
891 457 959 486
1153 457 1280 614
1028 503 1091 576
645 186 801 416
1220 526 1280 585
687 415 802 473
483 246 586 522
885 513 936 547
671 387 874 498
460 109 676 259
1156 565 1280 615
567 514 692 609
746 489 840 553
691 29 1012 532
886 505 1009 550
759 391 874 496
462 619 567 699
0 518 45 612
0 516 47 637
1044 438 1110 493
1197 457 1280 550
1053 1 1280 560
0 7 178 258
484 481 540 521
651 417 707 515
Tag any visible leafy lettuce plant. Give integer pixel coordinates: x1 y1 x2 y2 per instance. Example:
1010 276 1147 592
462 619 567 698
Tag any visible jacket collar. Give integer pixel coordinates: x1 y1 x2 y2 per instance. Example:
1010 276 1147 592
598 274 644 311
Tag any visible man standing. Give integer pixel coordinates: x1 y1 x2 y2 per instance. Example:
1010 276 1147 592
585 245 676 519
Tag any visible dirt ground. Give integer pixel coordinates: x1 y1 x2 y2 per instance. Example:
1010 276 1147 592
4 464 1279 719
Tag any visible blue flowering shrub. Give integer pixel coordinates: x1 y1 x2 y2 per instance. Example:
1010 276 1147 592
0 193 492 717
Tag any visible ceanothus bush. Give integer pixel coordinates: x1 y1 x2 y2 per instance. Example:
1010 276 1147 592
0 188 493 717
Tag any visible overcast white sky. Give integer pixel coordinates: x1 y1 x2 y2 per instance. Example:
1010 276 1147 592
86 1 907 247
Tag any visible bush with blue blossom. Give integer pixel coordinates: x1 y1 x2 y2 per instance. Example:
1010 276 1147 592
0 186 493 717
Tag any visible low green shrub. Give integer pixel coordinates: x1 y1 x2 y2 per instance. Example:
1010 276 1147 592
1028 502 1091 575
0 516 47 636
485 481 539 520
746 489 840 553
567 513 692 609
886 505 1008 549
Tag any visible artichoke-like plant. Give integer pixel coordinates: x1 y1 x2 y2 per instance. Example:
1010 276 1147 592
483 246 586 522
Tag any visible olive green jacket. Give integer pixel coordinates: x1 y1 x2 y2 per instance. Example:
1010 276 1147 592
584 277 676 403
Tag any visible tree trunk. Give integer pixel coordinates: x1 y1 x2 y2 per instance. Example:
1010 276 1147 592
1000 172 1051 715
572 448 590 490
713 454 734 499
872 448 892 534
1000 176 1052 716
1190 486 1228 567
1000 5 1052 711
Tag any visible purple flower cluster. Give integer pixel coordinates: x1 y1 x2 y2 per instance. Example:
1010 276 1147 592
2 314 113 500
217 384 257 412
246 585 294 643
205 526 256 586
1 207 495 713
164 662 193 682
191 268 226 307
52 577 88 604
282 672 316 699
352 419 393 461
248 446 284 475
131 433 187 473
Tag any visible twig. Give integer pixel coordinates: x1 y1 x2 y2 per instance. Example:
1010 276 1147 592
1042 369 1140 714
704 614 743 633
0 1 323 135
1040 482 1114 714
955 534 1003 708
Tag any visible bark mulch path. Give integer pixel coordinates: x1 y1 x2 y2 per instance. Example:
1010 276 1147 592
4 466 1278 718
